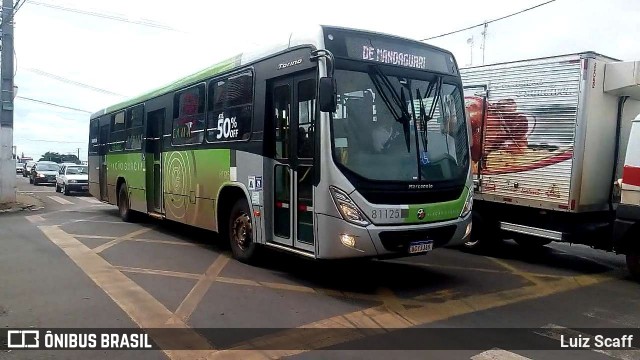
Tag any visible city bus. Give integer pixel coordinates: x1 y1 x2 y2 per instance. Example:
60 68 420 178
88 25 473 262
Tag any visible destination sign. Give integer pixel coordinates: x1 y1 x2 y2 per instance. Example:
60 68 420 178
323 27 457 75
361 45 427 70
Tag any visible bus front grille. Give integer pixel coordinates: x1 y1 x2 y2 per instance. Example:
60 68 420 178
378 226 457 252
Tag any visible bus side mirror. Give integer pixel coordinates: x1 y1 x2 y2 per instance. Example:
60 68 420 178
319 77 337 113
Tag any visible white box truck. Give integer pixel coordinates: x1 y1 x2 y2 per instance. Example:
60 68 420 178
460 52 640 277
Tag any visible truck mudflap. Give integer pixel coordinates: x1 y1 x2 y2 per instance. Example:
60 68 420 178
613 204 640 254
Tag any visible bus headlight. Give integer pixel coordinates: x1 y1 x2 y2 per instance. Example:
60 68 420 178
329 186 370 226
460 191 473 218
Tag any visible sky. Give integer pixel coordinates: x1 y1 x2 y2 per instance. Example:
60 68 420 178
10 0 640 160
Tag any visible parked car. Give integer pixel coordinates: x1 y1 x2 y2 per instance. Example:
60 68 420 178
15 160 23 174
22 161 36 177
56 164 89 195
30 161 60 185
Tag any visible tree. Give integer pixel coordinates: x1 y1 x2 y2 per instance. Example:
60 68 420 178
39 151 62 162
39 152 80 164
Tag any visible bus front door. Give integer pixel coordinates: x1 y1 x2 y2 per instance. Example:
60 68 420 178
269 73 316 253
145 109 165 214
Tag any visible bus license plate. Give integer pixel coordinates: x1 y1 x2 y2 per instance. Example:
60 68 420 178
408 240 433 254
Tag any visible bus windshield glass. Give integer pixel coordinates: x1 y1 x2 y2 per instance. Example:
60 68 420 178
331 68 469 183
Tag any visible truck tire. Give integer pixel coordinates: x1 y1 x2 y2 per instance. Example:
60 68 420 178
513 235 552 249
463 212 501 251
228 198 259 263
626 253 640 282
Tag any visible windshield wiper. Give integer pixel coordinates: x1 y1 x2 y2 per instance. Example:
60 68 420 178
415 77 443 152
368 65 413 152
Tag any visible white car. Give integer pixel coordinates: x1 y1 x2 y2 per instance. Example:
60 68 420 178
56 164 89 195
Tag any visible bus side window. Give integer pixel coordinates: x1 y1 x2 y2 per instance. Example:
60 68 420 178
125 105 144 150
172 84 206 146
110 111 125 152
207 71 253 142
89 119 99 155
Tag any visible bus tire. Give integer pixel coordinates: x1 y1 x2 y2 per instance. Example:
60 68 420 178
228 198 258 263
118 183 136 223
626 253 640 282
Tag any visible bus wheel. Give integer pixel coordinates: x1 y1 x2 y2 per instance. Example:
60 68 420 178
626 253 640 282
229 199 258 263
118 184 135 222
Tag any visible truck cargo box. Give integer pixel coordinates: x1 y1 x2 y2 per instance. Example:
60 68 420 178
461 52 640 214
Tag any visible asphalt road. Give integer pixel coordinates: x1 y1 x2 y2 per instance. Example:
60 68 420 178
1 175 639 360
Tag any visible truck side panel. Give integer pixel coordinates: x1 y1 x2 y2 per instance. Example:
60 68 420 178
462 55 582 210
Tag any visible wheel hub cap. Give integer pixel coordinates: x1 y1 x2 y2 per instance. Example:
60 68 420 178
233 213 252 251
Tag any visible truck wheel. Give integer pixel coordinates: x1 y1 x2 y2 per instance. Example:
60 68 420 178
463 212 500 251
118 184 136 223
513 235 552 249
626 253 640 282
228 198 259 263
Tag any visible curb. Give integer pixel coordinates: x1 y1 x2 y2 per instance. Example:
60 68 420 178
0 193 45 215
0 204 43 214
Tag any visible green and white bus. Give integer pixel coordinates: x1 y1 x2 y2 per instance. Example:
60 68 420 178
88 25 473 262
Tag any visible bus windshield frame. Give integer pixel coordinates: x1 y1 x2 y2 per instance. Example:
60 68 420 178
328 58 469 190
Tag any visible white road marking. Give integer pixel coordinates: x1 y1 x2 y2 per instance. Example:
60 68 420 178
583 308 640 328
76 197 102 204
47 196 74 205
18 190 55 193
535 324 639 360
471 349 532 360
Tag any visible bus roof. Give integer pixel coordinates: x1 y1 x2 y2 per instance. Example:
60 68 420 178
91 25 456 120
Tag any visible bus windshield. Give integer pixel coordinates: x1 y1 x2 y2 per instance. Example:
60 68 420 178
331 68 469 183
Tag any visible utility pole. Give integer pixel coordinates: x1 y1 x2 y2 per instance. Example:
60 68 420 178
466 36 474 67
0 0 16 203
481 21 488 65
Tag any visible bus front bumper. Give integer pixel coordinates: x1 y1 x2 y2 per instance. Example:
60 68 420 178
316 213 472 259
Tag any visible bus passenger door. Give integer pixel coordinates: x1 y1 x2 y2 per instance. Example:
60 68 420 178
463 85 487 191
99 123 109 201
145 109 165 214
269 72 316 253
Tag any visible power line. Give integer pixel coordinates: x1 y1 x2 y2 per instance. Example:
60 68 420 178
25 68 126 97
16 138 85 144
15 96 92 113
13 0 26 14
25 0 181 32
420 0 557 41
